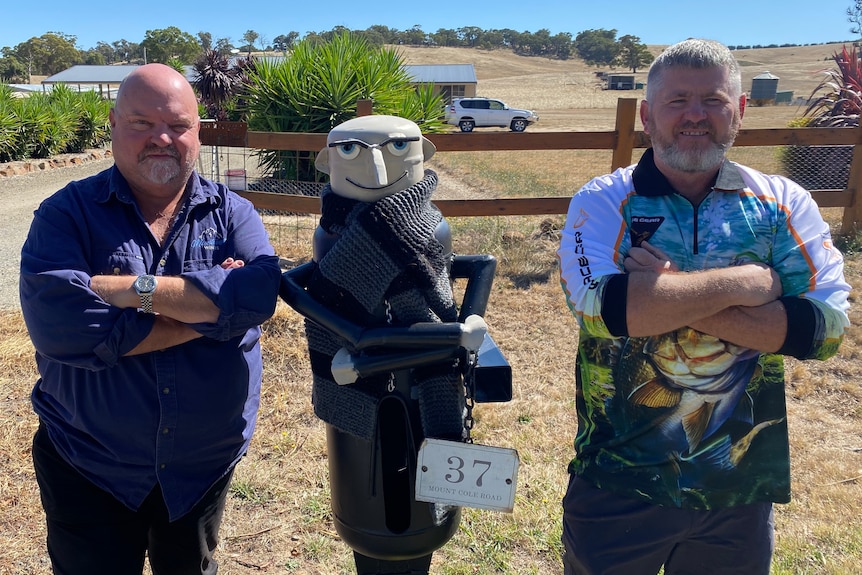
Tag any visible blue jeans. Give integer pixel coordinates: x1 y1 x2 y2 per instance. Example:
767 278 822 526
32 423 233 575
562 474 774 575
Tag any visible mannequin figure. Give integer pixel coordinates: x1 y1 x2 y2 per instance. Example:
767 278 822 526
279 115 509 574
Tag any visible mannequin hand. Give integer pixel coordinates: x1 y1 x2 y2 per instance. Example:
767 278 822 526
331 348 359 385
460 314 488 351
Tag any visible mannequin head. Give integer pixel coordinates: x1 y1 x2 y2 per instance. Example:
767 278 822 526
315 115 436 202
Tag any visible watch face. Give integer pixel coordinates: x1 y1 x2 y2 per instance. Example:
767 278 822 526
135 275 157 293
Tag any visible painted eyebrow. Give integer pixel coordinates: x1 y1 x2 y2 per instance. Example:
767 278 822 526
327 136 420 148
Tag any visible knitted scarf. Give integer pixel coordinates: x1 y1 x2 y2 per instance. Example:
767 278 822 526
305 170 465 441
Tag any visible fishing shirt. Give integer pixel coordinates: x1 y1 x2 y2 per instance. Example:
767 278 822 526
20 166 282 520
557 149 851 509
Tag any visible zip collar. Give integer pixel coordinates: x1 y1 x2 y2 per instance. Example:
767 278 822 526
631 148 747 197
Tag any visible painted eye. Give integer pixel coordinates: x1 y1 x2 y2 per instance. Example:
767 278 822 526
386 140 411 156
335 143 361 160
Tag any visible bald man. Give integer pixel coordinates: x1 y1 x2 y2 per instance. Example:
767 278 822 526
20 63 282 574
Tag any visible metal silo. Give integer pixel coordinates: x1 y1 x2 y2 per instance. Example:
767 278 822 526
750 71 780 104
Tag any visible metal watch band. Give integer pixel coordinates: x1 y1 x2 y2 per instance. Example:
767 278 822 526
140 291 154 314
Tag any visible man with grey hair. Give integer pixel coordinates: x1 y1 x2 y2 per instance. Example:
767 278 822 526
557 38 850 574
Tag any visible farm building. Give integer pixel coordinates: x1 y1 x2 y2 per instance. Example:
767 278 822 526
40 65 195 100
606 74 636 90
35 62 478 105
403 64 477 103
749 71 780 105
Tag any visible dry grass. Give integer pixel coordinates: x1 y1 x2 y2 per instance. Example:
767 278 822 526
2 216 860 574
2 44 861 574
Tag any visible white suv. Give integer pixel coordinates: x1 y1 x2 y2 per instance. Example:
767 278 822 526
444 97 539 132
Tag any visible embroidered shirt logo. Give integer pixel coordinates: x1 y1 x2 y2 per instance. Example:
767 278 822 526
630 216 665 247
570 208 590 229
192 227 225 250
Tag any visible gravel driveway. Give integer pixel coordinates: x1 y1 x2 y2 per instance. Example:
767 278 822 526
0 157 115 310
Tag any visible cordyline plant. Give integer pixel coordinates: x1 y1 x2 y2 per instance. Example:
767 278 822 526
192 49 247 121
781 45 860 191
803 44 862 128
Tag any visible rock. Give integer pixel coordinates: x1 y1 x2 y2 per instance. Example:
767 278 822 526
0 148 112 179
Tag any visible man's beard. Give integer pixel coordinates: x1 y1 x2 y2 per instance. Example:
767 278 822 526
650 118 739 173
138 147 190 185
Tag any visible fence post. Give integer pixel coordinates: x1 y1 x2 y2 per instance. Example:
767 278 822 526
611 98 638 171
841 125 862 235
357 99 373 117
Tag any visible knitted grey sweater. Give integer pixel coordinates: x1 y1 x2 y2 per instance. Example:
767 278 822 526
305 170 466 441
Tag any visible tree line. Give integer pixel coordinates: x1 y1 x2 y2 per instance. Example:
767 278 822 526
2 24 849 84
0 26 661 81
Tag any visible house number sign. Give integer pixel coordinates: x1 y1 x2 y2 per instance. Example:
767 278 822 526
415 438 519 513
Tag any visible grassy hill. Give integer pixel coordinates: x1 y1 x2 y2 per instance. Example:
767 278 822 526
394 43 849 131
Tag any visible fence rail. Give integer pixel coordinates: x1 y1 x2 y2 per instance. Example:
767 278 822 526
199 99 862 234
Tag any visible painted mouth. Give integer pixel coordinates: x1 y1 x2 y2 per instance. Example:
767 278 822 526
346 171 408 190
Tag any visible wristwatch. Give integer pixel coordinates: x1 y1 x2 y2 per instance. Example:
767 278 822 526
133 274 158 314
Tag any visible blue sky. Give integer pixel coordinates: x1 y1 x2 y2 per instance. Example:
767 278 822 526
1 0 855 51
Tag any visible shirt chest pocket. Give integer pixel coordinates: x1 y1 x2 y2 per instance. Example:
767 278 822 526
97 251 148 276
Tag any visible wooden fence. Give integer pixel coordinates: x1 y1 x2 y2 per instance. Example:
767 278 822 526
199 98 862 234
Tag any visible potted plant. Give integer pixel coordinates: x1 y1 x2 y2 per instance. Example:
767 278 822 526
780 45 861 190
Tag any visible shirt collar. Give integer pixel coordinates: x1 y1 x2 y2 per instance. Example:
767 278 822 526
632 147 746 197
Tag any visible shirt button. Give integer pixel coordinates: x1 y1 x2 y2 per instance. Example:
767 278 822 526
162 387 170 394
159 259 167 267
162 428 170 435
160 463 166 470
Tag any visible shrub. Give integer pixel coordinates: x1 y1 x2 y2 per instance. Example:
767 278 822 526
802 44 862 128
0 85 20 162
242 31 445 182
780 45 860 190
0 84 111 162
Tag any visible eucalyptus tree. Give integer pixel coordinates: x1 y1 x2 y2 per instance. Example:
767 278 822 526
141 27 200 64
615 35 653 73
849 0 862 37
198 32 213 52
7 33 81 77
273 32 299 53
242 30 259 55
574 28 620 67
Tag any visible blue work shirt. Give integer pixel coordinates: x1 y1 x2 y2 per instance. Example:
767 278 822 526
20 166 281 520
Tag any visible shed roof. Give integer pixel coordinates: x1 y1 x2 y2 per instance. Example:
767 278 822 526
404 64 477 84
753 71 780 80
38 62 476 91
42 64 197 85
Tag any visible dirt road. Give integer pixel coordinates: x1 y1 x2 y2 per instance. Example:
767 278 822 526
0 157 115 310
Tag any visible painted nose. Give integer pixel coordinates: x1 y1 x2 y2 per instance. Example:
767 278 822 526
369 146 388 186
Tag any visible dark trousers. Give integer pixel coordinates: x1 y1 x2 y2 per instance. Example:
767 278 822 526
32 424 233 575
562 474 774 575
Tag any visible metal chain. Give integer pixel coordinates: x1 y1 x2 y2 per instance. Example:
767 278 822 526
384 299 396 393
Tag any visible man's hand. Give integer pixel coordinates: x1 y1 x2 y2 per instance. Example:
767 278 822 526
624 241 679 273
220 257 244 269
